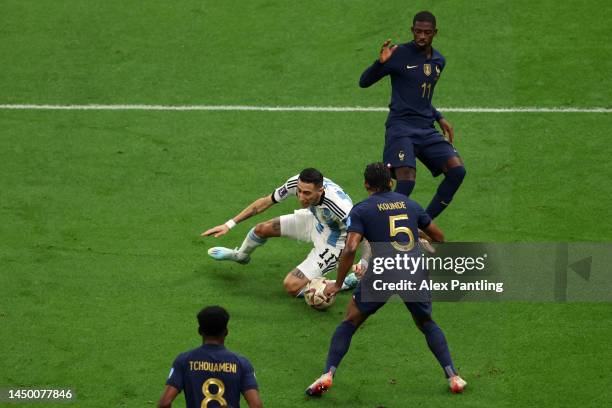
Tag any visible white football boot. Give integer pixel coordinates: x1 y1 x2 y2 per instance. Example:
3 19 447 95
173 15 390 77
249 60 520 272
342 273 359 290
449 375 467 393
305 370 333 396
207 247 251 264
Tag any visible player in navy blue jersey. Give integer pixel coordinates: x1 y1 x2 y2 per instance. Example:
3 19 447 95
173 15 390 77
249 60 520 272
305 163 467 397
359 11 466 220
158 306 263 408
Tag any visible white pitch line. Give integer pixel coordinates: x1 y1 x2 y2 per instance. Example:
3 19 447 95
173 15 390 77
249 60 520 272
0 104 610 113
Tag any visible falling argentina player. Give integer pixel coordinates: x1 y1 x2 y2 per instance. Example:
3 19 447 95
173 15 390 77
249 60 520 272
203 168 359 297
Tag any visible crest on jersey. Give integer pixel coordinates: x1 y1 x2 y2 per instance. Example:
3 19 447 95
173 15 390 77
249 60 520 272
399 150 405 161
322 208 332 219
423 64 432 76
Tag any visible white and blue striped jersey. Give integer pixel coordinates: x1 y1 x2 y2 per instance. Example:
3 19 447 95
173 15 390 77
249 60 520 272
272 175 353 247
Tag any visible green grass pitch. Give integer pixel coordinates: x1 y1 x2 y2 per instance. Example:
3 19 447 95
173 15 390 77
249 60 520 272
1 1 611 407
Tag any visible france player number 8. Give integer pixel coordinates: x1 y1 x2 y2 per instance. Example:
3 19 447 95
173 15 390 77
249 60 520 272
201 378 227 407
388 214 415 251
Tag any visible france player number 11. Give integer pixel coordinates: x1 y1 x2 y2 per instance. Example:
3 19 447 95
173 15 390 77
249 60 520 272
201 378 226 408
420 82 432 99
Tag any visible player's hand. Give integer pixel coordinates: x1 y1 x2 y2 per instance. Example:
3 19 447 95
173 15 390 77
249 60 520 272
418 229 436 254
352 262 366 279
438 118 454 144
379 39 398 64
418 228 432 241
201 224 230 238
323 281 341 297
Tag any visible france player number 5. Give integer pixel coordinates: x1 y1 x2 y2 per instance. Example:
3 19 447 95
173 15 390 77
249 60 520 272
201 378 227 408
388 214 415 251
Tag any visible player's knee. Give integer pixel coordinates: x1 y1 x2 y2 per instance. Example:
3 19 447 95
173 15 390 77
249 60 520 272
446 165 466 184
344 313 363 327
395 166 416 181
254 222 270 237
282 276 304 296
344 300 367 327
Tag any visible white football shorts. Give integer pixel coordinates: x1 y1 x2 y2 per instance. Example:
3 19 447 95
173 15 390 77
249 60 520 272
280 209 343 279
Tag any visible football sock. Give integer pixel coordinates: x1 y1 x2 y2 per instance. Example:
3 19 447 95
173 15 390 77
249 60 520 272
324 321 357 374
395 179 416 197
238 228 267 254
426 166 466 219
419 319 456 378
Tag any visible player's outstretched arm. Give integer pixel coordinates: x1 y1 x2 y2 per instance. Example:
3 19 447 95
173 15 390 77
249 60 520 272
326 232 362 296
243 388 263 408
157 385 179 408
359 39 395 88
201 195 275 238
352 239 372 278
424 222 445 243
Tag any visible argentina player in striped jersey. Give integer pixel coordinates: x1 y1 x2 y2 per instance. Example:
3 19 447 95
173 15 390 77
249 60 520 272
203 168 359 297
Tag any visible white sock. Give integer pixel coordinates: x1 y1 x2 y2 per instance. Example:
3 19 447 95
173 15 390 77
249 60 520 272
238 227 267 254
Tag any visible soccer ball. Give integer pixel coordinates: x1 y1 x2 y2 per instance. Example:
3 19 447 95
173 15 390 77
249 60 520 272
304 277 336 310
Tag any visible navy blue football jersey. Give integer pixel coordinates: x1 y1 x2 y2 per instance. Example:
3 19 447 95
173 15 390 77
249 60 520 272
347 191 431 244
360 41 446 130
166 344 257 408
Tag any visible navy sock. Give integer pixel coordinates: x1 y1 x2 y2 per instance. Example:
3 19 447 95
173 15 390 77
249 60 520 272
420 320 456 378
426 166 466 219
324 321 357 374
395 179 416 197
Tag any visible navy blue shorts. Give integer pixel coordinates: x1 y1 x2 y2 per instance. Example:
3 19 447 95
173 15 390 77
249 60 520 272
383 125 459 177
352 281 432 319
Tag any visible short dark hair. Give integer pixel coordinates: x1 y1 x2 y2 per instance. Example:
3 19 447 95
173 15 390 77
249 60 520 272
197 306 229 337
298 168 324 187
413 10 436 27
364 162 392 192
